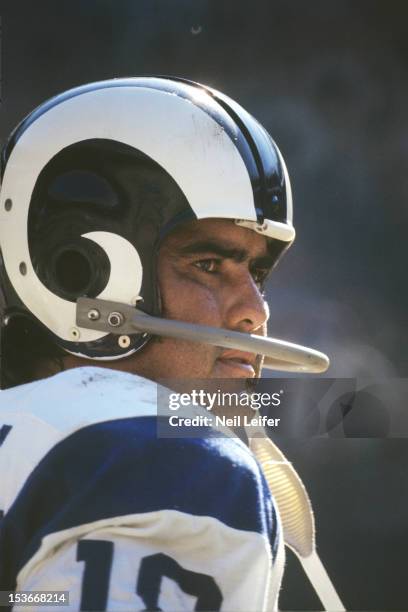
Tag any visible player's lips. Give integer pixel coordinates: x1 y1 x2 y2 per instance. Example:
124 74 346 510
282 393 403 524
216 350 257 377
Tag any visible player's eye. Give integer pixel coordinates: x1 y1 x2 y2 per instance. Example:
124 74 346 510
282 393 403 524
193 258 222 273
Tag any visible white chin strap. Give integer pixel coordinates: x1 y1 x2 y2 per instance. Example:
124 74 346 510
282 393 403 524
247 427 346 611
76 297 329 374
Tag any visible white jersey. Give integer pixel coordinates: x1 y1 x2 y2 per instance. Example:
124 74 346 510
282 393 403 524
0 367 284 611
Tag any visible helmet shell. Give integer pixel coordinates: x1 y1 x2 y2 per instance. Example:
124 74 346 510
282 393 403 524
0 77 294 363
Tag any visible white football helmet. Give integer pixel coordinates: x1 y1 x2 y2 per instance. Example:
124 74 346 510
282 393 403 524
0 77 328 383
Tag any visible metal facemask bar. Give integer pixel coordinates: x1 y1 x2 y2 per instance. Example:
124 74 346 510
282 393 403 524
76 297 330 373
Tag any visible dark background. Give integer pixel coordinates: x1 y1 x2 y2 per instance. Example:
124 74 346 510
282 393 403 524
0 1 407 609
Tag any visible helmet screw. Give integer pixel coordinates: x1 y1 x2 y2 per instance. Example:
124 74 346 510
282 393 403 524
70 327 80 340
19 262 27 275
108 311 124 327
118 335 131 348
87 308 100 321
4 199 12 211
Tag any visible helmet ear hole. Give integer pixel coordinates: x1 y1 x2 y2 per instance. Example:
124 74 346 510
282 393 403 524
54 248 92 295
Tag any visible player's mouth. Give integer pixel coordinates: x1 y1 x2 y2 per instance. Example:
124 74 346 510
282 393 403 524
216 350 257 378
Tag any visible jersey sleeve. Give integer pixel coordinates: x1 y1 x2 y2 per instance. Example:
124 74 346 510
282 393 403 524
0 416 284 611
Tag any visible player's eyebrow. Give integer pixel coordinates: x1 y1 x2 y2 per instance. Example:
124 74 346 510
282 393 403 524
179 240 247 262
177 240 276 268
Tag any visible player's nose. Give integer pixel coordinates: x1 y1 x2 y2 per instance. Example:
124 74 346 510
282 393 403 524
224 270 269 333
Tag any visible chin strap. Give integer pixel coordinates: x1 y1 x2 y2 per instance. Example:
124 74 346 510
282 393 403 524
247 427 346 611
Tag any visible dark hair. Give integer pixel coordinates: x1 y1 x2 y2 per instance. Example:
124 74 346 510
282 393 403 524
1 317 65 389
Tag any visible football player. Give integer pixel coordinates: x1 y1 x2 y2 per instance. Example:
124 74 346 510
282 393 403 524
0 78 340 611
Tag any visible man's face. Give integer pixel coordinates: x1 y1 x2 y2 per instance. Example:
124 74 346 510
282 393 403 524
130 218 274 381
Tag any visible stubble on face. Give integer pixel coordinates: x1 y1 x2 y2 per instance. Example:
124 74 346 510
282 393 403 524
128 218 273 384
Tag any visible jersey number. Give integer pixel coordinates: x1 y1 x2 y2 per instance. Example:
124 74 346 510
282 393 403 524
77 540 222 611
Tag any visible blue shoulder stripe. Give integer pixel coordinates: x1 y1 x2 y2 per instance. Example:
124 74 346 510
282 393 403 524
0 417 278 588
